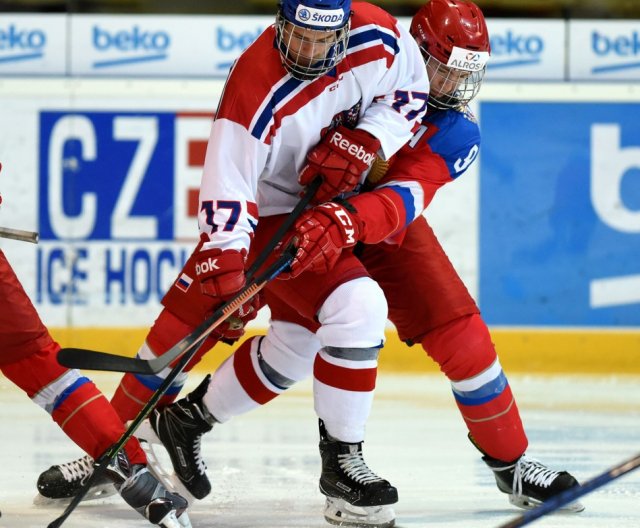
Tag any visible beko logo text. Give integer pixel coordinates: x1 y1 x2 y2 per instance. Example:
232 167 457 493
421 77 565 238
591 31 640 74
488 31 543 69
91 25 170 68
491 31 543 56
592 31 640 56
0 25 46 65
93 25 170 51
0 25 46 50
216 27 261 52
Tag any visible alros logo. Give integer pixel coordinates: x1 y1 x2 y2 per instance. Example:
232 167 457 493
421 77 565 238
450 58 484 71
0 24 46 64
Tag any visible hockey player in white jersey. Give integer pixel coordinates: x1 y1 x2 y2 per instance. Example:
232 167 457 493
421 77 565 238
35 0 429 523
138 1 583 526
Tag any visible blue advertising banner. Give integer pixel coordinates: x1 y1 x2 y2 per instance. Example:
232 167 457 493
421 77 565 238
479 102 640 326
34 109 211 311
39 111 175 241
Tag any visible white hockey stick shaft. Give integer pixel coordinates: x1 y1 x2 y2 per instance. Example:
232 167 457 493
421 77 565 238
0 226 39 244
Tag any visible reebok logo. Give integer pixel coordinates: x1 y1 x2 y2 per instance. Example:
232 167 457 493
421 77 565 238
329 131 375 166
196 257 220 275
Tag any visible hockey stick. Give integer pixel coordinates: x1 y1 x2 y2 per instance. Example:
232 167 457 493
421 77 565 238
57 176 321 375
245 175 321 280
0 226 39 244
496 451 640 528
47 247 296 528
58 243 298 375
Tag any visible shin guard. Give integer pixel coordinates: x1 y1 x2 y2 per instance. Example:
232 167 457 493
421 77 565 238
422 314 528 462
1 341 145 464
110 309 219 423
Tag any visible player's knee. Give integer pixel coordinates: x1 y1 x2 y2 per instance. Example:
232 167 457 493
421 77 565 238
317 277 388 348
422 313 497 380
260 320 319 382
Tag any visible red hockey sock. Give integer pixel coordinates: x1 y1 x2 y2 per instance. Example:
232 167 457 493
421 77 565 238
52 380 145 464
110 308 219 423
1 341 145 464
422 314 528 462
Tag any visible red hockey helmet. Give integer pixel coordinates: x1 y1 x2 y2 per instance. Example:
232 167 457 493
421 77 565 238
410 0 490 109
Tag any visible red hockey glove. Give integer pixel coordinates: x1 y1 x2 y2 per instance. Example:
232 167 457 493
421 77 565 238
299 126 381 204
195 247 256 341
286 201 362 278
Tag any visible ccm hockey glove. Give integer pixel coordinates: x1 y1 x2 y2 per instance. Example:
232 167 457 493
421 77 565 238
195 247 259 340
299 126 381 204
286 201 363 278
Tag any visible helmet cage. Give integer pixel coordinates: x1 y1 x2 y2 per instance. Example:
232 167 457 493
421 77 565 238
276 11 349 81
422 49 485 110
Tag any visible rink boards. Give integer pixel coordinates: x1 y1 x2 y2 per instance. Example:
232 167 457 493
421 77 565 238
0 79 638 374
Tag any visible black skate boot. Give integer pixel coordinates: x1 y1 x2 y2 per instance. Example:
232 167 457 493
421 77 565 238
482 450 584 512
35 454 116 504
108 449 192 528
318 420 397 528
148 375 215 500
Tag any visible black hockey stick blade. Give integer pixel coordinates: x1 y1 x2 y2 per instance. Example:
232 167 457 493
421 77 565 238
57 245 296 375
57 346 148 374
496 451 640 528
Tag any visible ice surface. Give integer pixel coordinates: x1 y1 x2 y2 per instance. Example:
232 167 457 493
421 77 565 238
1 372 638 528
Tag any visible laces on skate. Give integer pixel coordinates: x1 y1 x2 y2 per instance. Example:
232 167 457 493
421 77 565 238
338 450 384 485
35 454 117 504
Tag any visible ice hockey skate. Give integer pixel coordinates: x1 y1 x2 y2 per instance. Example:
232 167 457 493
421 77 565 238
35 454 116 504
483 452 585 513
141 375 215 500
107 449 192 528
318 420 397 528
36 449 191 527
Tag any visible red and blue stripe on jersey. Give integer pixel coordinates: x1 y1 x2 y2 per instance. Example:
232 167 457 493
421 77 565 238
216 3 405 145
349 107 481 245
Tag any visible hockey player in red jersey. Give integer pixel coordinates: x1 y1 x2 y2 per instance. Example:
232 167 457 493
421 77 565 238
138 1 582 526
0 168 190 527
36 0 430 522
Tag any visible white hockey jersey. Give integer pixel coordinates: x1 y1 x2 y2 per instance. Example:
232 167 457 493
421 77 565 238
198 2 429 252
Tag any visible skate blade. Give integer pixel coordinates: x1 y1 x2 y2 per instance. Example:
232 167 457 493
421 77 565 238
157 509 192 528
134 420 196 506
33 483 117 506
508 494 585 513
324 497 395 528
